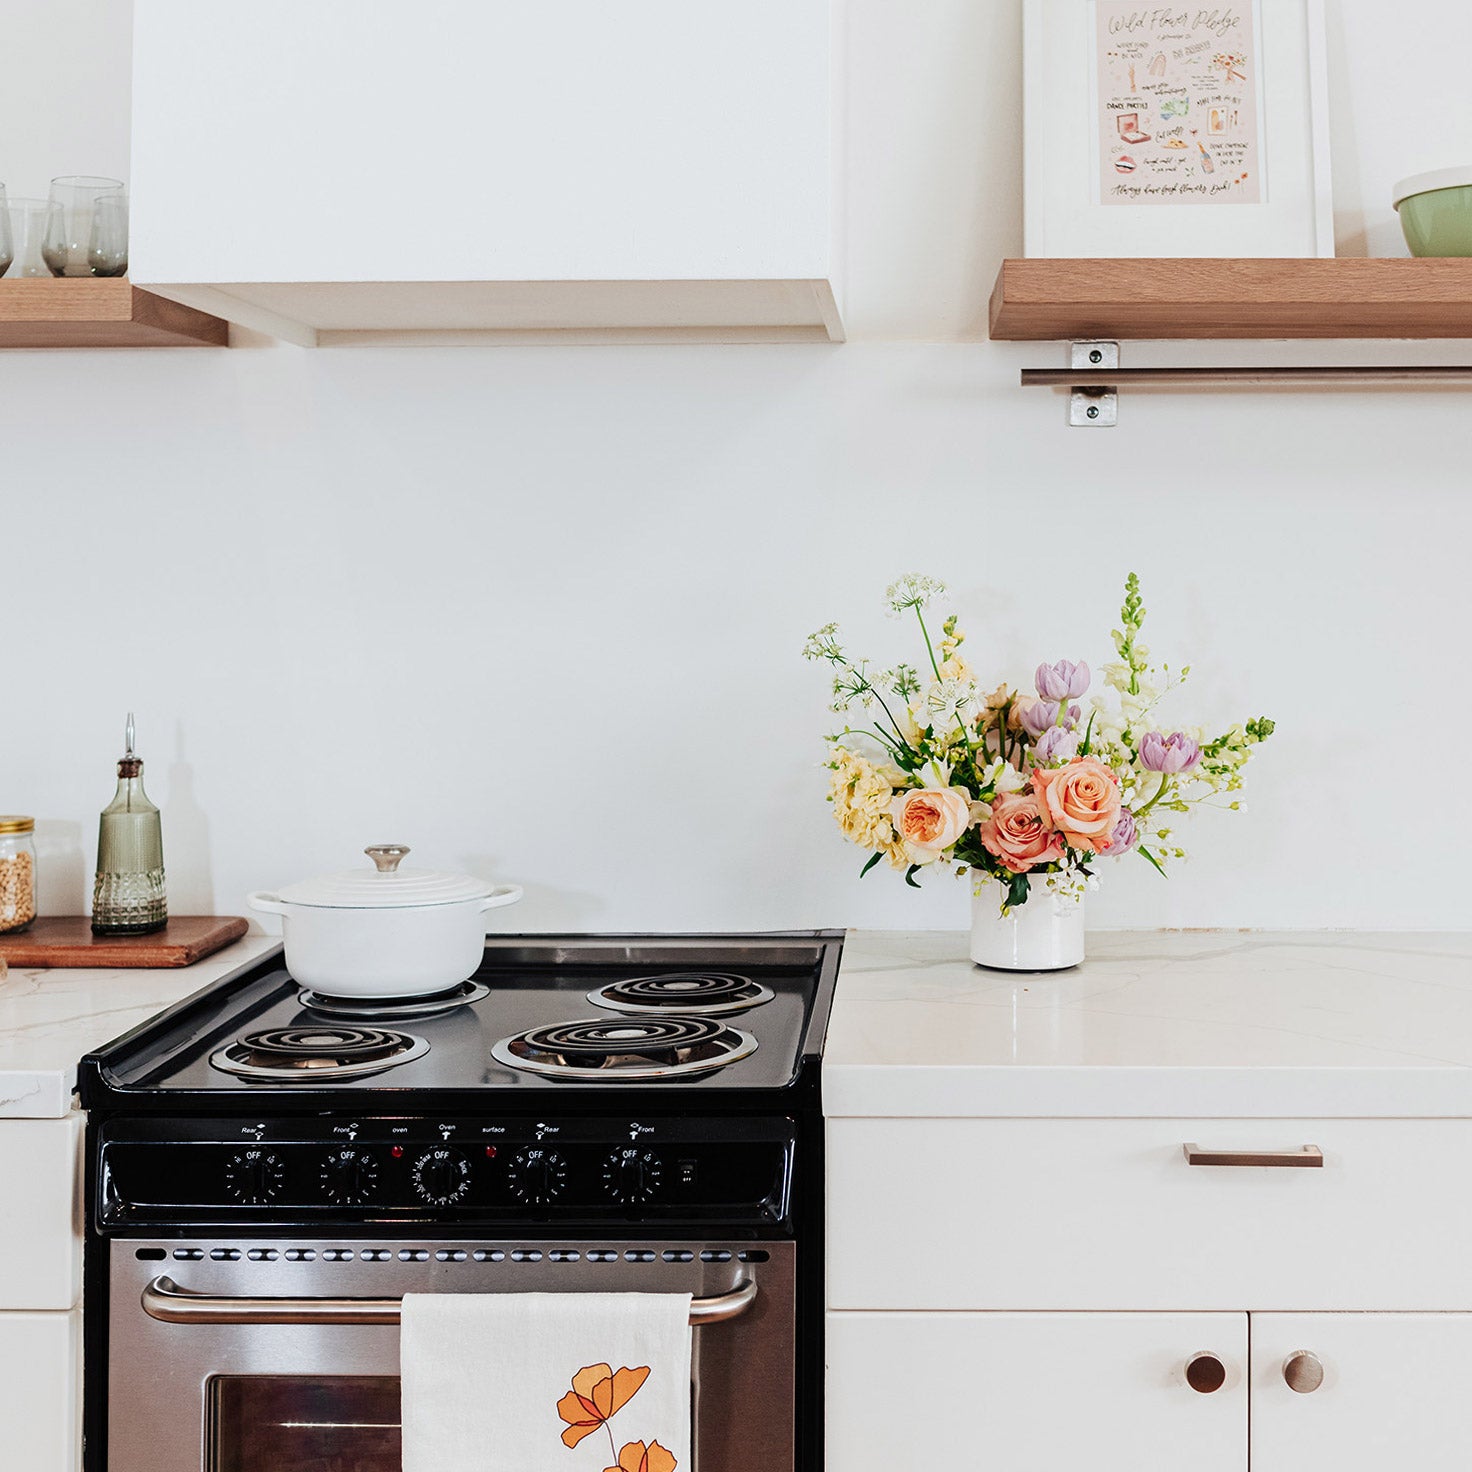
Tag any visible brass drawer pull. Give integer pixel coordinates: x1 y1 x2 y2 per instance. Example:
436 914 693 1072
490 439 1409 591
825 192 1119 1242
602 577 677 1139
1182 1144 1323 1168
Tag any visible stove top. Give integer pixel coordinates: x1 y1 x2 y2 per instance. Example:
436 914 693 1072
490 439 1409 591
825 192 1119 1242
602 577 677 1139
83 933 843 1106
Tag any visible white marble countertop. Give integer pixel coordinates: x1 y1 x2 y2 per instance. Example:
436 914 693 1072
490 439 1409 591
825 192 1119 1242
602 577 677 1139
826 931 1472 1119
0 937 281 1118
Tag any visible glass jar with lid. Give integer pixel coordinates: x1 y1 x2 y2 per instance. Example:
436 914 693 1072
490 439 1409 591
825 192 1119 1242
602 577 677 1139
0 816 37 933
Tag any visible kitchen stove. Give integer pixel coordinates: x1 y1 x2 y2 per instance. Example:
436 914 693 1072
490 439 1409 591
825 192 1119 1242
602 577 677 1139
79 931 842 1472
586 970 776 1015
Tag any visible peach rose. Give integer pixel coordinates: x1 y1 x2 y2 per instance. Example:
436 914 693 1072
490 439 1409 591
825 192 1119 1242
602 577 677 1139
890 787 971 864
1032 756 1123 852
978 792 1065 873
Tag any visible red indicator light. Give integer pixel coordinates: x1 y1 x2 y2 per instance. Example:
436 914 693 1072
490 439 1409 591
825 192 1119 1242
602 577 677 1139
391 1146 404 1158
484 1146 498 1159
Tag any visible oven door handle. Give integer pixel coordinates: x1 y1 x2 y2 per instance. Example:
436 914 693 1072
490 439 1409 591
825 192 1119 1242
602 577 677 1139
140 1274 758 1327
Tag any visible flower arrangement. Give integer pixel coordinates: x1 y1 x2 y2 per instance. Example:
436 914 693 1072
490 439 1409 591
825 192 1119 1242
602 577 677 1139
803 574 1273 910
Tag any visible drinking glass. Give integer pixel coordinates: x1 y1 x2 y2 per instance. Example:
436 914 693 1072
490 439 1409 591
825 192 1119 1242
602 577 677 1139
42 175 124 277
6 198 53 276
88 190 129 277
0 185 13 278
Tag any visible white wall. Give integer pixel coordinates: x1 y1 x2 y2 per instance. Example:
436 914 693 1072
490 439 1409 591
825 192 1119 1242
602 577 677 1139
4 1 1469 935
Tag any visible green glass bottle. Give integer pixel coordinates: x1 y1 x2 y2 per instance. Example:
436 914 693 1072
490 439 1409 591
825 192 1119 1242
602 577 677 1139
92 713 168 935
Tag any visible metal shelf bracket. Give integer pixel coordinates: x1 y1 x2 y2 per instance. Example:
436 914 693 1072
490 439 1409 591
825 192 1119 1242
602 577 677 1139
1067 341 1118 427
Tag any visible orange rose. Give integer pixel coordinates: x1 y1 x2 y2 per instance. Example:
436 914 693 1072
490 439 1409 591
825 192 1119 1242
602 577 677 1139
978 792 1066 873
1031 757 1122 852
889 787 971 864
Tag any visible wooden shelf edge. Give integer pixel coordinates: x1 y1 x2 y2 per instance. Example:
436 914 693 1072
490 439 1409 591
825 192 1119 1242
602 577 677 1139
0 278 228 347
989 258 1472 341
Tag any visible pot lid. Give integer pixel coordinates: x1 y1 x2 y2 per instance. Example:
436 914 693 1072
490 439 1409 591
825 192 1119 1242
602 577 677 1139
276 845 496 909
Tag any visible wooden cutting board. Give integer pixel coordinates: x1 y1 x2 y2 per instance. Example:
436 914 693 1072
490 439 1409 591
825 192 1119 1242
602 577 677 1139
0 915 250 968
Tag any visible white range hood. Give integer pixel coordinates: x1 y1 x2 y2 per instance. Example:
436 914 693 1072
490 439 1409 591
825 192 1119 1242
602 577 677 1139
130 1 843 346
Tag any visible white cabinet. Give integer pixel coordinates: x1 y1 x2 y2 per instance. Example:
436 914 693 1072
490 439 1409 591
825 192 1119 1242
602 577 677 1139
828 1115 1472 1470
0 1113 82 1310
131 0 843 345
0 1309 81 1471
827 1312 1247 1472
1252 1314 1472 1470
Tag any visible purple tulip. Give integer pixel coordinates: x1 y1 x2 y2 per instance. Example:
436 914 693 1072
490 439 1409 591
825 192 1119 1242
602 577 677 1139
1109 808 1139 852
1139 731 1202 773
1035 659 1090 701
1034 726 1080 763
1020 700 1081 737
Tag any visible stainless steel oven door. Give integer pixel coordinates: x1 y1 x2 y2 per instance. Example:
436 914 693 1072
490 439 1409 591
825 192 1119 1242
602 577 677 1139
107 1238 794 1472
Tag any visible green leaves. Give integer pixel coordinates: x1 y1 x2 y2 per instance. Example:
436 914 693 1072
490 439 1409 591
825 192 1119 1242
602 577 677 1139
1005 870 1031 910
859 851 884 879
904 864 924 889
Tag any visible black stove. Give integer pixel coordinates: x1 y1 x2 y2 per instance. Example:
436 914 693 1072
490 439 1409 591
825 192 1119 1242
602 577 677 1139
79 931 843 1472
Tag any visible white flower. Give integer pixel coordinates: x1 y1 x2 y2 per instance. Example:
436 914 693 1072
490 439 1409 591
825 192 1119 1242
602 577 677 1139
925 677 979 732
979 758 1027 795
885 573 948 616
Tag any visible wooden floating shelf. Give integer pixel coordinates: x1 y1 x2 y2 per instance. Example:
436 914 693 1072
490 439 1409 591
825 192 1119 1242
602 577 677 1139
989 258 1472 341
0 278 228 347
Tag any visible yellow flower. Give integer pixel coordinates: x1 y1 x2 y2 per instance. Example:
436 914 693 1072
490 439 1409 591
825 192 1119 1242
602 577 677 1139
828 749 910 869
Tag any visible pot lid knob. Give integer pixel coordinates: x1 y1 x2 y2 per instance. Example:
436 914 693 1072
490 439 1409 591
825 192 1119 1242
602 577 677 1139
364 844 410 873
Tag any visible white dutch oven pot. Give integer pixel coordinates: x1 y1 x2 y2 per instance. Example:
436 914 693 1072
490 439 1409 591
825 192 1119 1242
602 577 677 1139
248 844 522 998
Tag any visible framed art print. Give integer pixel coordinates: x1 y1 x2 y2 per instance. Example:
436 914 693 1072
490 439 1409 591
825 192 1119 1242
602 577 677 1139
1023 0 1332 256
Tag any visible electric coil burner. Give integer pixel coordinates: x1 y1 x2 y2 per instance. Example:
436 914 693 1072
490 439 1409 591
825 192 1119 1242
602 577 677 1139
490 1014 758 1080
298 979 491 1022
209 1026 429 1082
587 971 776 1017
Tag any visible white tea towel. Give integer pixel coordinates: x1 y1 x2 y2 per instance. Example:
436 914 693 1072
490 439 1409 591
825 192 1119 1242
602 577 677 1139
401 1291 693 1472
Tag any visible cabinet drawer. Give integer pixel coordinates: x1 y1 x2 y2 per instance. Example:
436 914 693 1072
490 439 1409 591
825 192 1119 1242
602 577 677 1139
828 1118 1472 1310
0 1115 82 1309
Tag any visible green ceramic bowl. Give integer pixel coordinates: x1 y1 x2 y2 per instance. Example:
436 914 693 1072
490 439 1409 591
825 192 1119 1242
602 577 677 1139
1393 169 1472 257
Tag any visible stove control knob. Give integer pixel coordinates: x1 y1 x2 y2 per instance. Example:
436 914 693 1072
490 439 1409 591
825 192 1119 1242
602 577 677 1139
602 1148 664 1205
411 1147 471 1206
506 1147 569 1206
319 1148 381 1206
223 1148 286 1205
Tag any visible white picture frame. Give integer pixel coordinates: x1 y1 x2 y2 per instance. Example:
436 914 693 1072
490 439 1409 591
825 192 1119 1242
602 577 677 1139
1024 0 1333 257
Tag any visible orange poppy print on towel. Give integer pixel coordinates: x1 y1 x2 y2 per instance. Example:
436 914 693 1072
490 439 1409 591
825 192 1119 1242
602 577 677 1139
606 1441 677 1472
557 1364 651 1449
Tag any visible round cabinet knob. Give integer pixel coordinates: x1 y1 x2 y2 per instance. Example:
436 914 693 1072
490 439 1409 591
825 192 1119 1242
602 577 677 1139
1185 1353 1228 1394
1283 1351 1325 1394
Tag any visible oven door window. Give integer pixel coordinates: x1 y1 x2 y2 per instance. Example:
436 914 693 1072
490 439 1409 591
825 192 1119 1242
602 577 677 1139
208 1376 400 1472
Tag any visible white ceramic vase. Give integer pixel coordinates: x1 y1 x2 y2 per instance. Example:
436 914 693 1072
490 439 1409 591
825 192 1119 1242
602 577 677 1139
970 874 1085 971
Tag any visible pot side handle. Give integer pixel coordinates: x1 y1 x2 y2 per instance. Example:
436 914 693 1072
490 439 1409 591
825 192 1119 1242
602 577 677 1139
247 891 290 917
479 884 524 915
